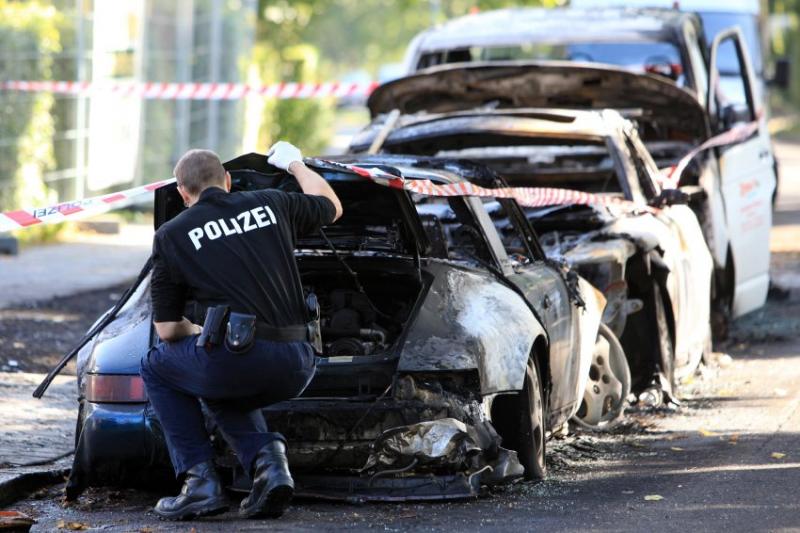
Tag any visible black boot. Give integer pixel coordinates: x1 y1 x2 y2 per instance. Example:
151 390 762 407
239 441 294 519
154 461 228 520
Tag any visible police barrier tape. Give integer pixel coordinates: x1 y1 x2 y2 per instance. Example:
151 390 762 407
0 163 644 233
658 120 761 189
317 159 645 210
0 80 379 100
0 115 765 233
0 178 175 233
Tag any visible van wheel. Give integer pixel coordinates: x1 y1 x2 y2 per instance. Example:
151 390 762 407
518 357 546 480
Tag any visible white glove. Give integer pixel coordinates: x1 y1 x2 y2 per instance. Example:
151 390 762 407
267 141 303 171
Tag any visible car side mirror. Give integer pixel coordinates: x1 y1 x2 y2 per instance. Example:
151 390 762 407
770 58 790 90
649 188 689 208
720 103 753 131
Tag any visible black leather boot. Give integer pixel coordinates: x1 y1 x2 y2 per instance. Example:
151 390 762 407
154 461 228 520
239 441 294 519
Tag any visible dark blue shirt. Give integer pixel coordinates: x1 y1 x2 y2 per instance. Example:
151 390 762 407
151 187 335 326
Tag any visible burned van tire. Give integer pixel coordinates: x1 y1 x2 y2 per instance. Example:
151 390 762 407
518 357 546 481
653 283 675 393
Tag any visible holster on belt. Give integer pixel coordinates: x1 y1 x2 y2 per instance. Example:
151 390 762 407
196 305 230 349
225 312 257 354
197 298 322 355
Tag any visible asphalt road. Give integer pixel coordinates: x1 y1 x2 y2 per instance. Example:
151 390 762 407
4 142 800 532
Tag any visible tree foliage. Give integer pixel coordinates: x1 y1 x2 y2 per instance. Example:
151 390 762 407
251 0 558 152
768 0 800 106
0 0 63 240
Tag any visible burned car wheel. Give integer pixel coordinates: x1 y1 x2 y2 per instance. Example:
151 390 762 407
572 323 631 431
518 357 546 480
654 283 675 395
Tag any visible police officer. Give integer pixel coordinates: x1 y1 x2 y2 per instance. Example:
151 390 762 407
139 141 342 521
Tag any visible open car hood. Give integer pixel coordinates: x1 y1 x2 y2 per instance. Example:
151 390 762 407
367 61 707 139
154 153 430 256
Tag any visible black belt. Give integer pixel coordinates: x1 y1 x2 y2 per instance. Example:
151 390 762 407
254 322 310 343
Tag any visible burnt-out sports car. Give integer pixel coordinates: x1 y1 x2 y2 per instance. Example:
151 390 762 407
350 68 714 408
64 154 607 502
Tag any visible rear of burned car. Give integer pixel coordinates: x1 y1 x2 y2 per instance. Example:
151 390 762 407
68 155 548 501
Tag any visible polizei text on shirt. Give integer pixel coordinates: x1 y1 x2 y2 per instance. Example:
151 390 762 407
188 204 277 250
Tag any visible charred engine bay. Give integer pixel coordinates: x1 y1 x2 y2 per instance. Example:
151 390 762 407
299 256 422 361
299 255 423 362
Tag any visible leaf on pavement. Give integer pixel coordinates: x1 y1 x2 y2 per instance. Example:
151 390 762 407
670 446 685 452
644 494 664 501
56 520 89 530
698 428 719 437
771 452 786 460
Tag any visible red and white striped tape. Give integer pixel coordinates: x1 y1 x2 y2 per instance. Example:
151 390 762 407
0 178 175 233
321 160 642 211
658 120 760 189
0 80 379 100
0 162 639 233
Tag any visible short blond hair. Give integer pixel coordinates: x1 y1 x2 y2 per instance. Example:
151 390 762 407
174 149 226 195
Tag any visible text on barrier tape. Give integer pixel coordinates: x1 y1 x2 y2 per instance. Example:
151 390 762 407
0 179 175 233
0 80 379 100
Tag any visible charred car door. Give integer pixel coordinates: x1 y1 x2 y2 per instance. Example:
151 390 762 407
482 198 599 424
623 128 714 376
707 28 774 317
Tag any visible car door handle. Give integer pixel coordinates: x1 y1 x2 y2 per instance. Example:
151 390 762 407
759 150 770 159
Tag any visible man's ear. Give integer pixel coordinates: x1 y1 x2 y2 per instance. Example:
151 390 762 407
225 171 232 192
177 184 192 207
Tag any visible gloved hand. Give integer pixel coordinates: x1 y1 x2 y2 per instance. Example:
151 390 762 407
267 141 303 171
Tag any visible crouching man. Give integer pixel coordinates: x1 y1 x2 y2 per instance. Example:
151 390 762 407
140 142 342 520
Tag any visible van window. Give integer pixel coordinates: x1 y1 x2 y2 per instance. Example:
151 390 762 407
418 41 687 85
699 12 763 75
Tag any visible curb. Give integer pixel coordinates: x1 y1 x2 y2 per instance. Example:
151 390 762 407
0 466 70 508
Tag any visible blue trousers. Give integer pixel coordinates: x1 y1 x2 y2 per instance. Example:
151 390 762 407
140 336 316 477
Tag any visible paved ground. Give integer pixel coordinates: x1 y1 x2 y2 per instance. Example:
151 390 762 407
1 143 799 531
4 294 799 531
0 224 150 309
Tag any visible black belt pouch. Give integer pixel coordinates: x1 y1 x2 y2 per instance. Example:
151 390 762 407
225 312 257 354
197 305 230 348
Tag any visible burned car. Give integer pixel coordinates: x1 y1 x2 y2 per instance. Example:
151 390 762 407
64 154 607 502
351 70 714 405
405 10 778 333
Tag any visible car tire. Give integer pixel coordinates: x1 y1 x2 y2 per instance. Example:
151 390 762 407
653 283 675 394
572 323 631 431
518 356 546 481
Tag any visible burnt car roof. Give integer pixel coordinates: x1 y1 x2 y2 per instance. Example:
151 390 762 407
408 7 700 55
350 108 624 154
